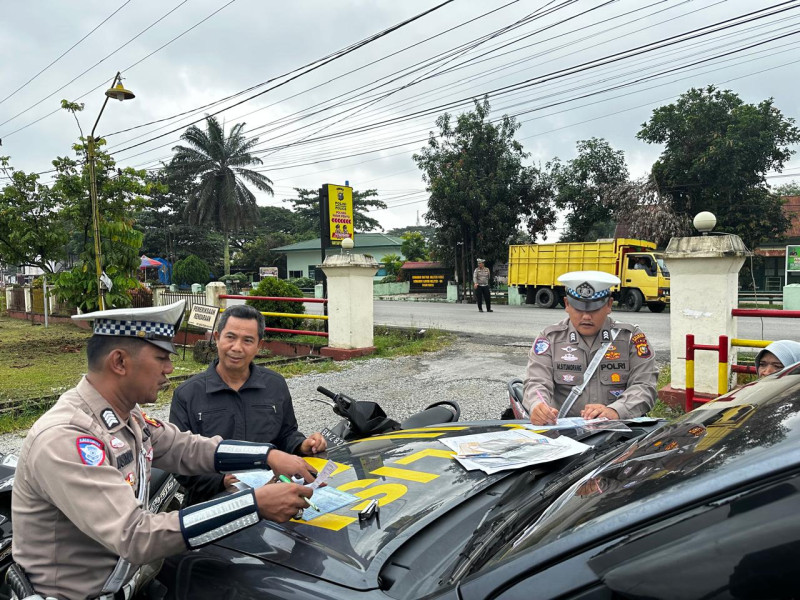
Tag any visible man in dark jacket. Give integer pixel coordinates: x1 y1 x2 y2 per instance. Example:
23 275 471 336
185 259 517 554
170 304 327 505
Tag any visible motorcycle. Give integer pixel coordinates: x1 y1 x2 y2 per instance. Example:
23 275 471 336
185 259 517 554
313 386 461 445
502 377 527 420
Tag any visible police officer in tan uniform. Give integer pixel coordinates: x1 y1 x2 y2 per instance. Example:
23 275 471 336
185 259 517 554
523 271 657 425
11 301 316 600
473 258 492 312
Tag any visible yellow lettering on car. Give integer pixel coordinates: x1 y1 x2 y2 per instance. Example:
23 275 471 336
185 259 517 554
370 466 438 483
395 448 455 465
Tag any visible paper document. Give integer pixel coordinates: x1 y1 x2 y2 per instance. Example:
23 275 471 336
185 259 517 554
298 486 360 521
526 418 632 433
309 459 337 490
440 430 588 474
232 470 274 490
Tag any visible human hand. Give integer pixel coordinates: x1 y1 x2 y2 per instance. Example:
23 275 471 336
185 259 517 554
223 474 240 487
529 402 558 425
581 404 619 420
267 449 317 483
300 432 328 455
253 482 312 522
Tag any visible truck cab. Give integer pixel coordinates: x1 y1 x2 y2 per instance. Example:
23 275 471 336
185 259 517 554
619 253 670 312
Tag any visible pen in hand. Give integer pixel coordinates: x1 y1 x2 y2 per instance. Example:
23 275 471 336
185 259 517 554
278 475 319 511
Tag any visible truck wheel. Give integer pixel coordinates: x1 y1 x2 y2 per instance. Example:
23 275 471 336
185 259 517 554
622 289 644 312
647 301 666 313
535 287 558 308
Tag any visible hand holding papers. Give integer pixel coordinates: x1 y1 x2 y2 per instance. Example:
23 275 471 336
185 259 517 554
441 430 588 474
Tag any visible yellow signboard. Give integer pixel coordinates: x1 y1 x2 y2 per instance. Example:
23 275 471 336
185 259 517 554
327 184 354 245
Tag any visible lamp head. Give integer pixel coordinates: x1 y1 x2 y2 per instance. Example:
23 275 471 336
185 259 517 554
693 211 717 234
341 237 355 250
105 81 135 102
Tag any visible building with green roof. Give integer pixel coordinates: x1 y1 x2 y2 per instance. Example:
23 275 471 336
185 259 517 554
273 233 403 279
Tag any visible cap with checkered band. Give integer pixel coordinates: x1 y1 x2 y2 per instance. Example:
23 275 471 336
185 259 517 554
558 271 620 312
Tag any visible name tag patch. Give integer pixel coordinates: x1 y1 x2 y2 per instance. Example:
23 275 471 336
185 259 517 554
76 436 106 466
115 450 134 469
556 363 583 371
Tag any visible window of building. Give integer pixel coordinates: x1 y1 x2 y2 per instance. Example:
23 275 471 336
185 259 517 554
308 266 316 280
288 270 303 278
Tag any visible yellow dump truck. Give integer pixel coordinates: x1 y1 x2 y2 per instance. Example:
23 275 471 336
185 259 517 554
508 238 670 312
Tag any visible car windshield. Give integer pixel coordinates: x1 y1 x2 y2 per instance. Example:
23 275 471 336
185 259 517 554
476 371 800 574
656 257 669 277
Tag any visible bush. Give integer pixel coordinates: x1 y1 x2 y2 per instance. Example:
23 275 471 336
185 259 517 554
380 275 398 283
288 276 315 289
173 255 211 286
247 277 306 334
129 285 153 308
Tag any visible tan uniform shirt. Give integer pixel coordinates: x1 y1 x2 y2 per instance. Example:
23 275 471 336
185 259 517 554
523 316 657 419
473 266 490 286
12 376 221 600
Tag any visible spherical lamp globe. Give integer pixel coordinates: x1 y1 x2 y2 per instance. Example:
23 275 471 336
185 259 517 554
341 237 355 250
693 211 717 234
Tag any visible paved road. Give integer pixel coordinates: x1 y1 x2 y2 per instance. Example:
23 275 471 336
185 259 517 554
308 300 800 357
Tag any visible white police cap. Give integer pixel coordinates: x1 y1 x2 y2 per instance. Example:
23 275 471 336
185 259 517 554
72 300 186 354
476 258 485 263
558 271 620 312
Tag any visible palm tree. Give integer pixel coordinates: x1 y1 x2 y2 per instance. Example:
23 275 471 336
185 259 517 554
169 115 273 275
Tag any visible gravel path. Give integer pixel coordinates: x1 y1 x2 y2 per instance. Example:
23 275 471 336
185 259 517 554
0 333 669 455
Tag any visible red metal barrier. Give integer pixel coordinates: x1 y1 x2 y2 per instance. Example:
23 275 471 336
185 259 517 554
685 334 728 412
732 309 800 318
220 294 327 304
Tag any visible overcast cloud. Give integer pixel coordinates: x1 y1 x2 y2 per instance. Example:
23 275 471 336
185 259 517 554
2 0 799 235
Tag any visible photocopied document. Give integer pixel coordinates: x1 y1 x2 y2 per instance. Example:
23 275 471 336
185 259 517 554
440 429 588 474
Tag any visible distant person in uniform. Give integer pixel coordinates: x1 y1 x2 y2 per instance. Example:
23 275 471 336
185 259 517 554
523 271 658 425
11 301 315 600
473 258 492 313
755 340 800 377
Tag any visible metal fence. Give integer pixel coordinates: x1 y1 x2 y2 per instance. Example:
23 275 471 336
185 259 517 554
8 288 25 312
162 292 205 314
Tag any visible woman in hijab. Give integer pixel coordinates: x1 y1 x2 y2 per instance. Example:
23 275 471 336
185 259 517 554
755 340 800 377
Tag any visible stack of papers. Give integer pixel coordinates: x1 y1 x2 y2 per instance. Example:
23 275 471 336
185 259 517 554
526 418 632 433
440 430 588 474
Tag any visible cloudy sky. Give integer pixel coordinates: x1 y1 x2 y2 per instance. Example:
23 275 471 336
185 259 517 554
2 0 799 237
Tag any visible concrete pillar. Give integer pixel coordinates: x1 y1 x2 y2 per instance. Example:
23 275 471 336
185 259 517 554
5 287 12 310
23 286 32 313
151 285 166 307
664 234 750 397
314 283 324 299
508 286 523 306
447 281 458 303
319 252 379 360
206 282 227 309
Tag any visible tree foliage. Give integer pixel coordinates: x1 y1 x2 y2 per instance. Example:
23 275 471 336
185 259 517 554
283 187 387 233
380 253 404 278
637 86 799 248
400 232 428 261
49 132 154 311
247 277 305 333
0 157 69 273
173 254 211 286
547 138 629 242
413 98 555 269
168 115 274 275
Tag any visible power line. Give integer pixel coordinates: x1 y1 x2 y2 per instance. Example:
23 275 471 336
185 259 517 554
0 1 132 106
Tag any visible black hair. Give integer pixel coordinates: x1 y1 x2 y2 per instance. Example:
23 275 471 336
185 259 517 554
217 304 265 340
86 335 146 371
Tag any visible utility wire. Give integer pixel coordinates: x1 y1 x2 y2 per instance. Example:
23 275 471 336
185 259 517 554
0 1 132 106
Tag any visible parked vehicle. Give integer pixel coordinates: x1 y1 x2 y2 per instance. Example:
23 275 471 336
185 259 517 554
508 238 670 312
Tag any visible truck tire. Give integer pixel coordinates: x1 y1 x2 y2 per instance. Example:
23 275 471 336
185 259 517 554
535 287 558 308
647 301 666 313
622 289 644 312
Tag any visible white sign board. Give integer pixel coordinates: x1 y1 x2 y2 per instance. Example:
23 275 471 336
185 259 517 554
259 266 279 279
187 304 219 330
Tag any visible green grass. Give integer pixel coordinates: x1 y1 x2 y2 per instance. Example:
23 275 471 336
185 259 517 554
650 363 685 420
0 316 454 432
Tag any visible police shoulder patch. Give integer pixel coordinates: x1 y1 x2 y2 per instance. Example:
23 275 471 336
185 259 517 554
100 409 120 430
533 337 550 355
76 436 106 466
141 411 163 428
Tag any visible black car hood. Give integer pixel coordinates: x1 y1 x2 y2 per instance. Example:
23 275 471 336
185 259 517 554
214 422 560 589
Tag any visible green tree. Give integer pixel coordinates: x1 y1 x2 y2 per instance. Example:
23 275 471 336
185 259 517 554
380 253 404 277
173 254 211 286
637 86 799 248
774 181 800 196
0 157 69 273
283 187 387 233
247 277 305 333
547 138 629 242
400 232 428 261
168 115 274 276
50 136 154 311
413 98 555 269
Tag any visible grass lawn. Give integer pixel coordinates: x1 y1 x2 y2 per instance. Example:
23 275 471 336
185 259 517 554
0 315 453 432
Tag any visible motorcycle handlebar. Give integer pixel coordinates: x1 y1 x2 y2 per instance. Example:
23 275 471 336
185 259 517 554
316 386 337 400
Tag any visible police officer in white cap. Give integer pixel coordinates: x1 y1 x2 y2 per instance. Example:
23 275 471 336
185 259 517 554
523 271 657 425
11 300 316 600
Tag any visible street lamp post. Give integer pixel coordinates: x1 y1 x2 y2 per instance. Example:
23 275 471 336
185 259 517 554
88 72 135 310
